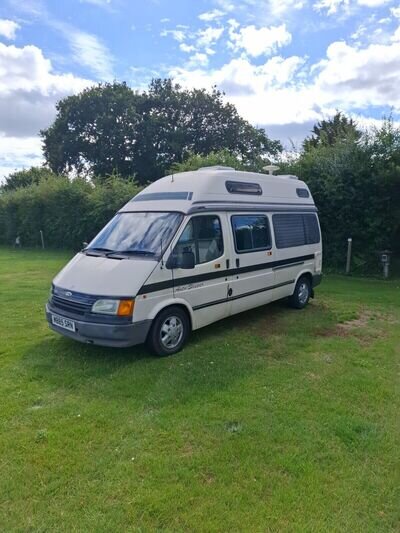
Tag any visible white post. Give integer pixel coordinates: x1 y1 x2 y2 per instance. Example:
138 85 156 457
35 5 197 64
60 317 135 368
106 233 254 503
346 238 352 274
40 230 45 249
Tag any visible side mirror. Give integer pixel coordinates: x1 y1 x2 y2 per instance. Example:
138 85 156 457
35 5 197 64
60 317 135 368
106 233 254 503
180 250 195 269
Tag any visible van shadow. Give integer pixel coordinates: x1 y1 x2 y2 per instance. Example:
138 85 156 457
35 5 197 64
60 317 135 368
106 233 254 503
21 299 336 407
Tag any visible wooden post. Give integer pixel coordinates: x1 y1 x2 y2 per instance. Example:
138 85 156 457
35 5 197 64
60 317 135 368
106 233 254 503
346 238 352 274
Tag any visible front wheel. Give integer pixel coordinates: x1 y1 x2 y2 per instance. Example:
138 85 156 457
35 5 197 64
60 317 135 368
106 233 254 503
146 306 190 356
289 276 311 309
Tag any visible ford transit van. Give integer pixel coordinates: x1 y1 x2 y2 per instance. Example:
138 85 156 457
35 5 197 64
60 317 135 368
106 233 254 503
46 166 322 355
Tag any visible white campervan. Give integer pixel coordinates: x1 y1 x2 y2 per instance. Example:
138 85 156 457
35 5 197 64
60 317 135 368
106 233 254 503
46 166 322 355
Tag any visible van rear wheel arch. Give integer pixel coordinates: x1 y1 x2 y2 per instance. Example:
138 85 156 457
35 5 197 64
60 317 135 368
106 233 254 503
289 274 312 309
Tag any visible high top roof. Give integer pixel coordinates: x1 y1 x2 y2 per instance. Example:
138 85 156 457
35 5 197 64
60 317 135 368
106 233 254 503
119 167 316 214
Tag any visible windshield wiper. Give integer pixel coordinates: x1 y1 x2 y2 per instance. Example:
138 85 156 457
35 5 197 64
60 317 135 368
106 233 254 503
108 249 156 257
84 247 114 252
83 246 114 256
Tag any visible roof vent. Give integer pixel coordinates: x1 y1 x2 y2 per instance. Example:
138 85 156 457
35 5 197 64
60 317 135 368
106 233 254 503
197 166 235 171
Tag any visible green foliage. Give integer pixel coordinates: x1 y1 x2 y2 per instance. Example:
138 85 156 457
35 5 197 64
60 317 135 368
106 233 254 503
303 112 361 152
1 166 60 192
41 79 282 184
169 149 258 173
282 116 400 267
0 175 141 249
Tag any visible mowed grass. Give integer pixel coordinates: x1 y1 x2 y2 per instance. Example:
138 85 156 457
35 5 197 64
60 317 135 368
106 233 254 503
0 247 399 532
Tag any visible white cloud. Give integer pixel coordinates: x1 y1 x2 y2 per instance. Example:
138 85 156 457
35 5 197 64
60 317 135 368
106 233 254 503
228 22 292 57
162 26 223 56
167 27 400 147
315 0 390 14
0 42 91 179
80 0 113 7
0 135 43 180
160 29 186 42
0 19 20 40
268 0 305 18
187 52 209 68
180 43 196 53
65 29 114 81
313 0 349 15
358 0 390 6
314 40 400 110
197 27 224 47
198 9 225 21
391 6 400 17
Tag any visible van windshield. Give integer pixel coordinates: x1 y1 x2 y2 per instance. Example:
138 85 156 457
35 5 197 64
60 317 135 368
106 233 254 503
85 212 183 258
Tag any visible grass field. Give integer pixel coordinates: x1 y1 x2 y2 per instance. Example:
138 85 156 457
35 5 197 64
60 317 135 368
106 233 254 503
0 247 399 532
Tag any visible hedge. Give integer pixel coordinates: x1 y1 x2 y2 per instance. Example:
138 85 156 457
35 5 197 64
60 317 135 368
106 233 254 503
0 176 142 250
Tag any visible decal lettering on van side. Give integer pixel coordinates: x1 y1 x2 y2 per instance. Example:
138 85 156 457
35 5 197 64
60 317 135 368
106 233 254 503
175 282 205 292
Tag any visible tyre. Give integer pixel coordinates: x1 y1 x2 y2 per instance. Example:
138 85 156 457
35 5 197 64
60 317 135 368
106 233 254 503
146 306 190 356
289 276 311 309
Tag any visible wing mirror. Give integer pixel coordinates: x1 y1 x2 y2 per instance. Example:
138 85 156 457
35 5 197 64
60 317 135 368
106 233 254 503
166 250 195 269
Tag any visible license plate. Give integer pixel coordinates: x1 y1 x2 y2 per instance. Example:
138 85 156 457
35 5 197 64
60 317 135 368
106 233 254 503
51 313 76 332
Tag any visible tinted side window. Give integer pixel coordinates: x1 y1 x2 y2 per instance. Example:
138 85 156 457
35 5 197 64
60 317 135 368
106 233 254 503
273 213 320 248
273 214 306 248
174 216 223 265
232 215 271 253
303 214 320 244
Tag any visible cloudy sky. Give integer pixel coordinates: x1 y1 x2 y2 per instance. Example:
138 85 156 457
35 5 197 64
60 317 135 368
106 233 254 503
1 0 400 179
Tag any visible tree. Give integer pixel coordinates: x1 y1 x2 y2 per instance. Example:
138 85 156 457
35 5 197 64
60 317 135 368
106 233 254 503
41 82 141 179
169 149 273 174
1 167 58 192
41 79 282 183
303 112 361 152
283 116 398 267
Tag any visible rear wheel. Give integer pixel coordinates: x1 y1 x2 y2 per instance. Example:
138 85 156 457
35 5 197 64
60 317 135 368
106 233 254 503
146 306 190 356
289 276 311 309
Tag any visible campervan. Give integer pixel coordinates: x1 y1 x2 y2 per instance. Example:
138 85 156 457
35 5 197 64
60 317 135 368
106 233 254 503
46 166 322 355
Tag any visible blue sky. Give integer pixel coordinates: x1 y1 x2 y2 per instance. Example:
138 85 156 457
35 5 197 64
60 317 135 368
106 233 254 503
1 0 400 178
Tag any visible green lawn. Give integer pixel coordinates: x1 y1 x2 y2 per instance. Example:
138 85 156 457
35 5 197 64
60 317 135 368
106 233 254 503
0 247 399 532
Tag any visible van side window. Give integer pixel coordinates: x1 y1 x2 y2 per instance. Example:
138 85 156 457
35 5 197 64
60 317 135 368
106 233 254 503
273 213 320 248
303 214 320 244
174 216 223 265
231 215 271 253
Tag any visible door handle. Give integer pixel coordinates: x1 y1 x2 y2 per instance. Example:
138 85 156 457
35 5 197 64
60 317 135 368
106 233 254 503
236 258 240 268
226 259 230 269
228 288 233 297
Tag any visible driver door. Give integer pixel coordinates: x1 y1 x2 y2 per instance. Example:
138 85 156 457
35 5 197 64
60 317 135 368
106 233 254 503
170 214 232 329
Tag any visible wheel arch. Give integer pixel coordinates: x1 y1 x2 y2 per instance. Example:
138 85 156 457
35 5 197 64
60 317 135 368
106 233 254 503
293 269 314 297
147 298 194 330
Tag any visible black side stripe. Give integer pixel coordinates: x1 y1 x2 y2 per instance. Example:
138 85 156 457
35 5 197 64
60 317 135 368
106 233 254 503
193 280 295 311
273 261 304 271
137 254 314 295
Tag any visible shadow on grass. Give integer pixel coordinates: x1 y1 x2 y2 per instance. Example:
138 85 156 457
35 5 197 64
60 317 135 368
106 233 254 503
19 298 339 406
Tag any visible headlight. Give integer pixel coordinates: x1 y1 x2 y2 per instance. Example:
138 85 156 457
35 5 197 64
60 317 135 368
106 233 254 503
92 299 134 316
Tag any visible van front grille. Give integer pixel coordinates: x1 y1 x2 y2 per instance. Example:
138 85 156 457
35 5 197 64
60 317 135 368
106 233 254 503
50 295 92 316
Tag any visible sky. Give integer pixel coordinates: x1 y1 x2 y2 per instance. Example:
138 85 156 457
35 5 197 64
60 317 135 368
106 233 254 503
1 0 400 179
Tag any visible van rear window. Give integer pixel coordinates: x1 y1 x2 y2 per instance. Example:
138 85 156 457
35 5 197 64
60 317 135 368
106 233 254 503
273 213 320 248
225 181 262 195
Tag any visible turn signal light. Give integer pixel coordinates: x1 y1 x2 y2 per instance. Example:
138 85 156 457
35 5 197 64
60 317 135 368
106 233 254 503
117 299 134 316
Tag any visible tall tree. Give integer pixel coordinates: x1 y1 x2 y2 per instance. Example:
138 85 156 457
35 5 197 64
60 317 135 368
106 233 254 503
41 82 141 178
303 112 361 152
41 79 282 183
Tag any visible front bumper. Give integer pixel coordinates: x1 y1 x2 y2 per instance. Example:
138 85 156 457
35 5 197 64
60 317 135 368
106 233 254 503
46 304 151 348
